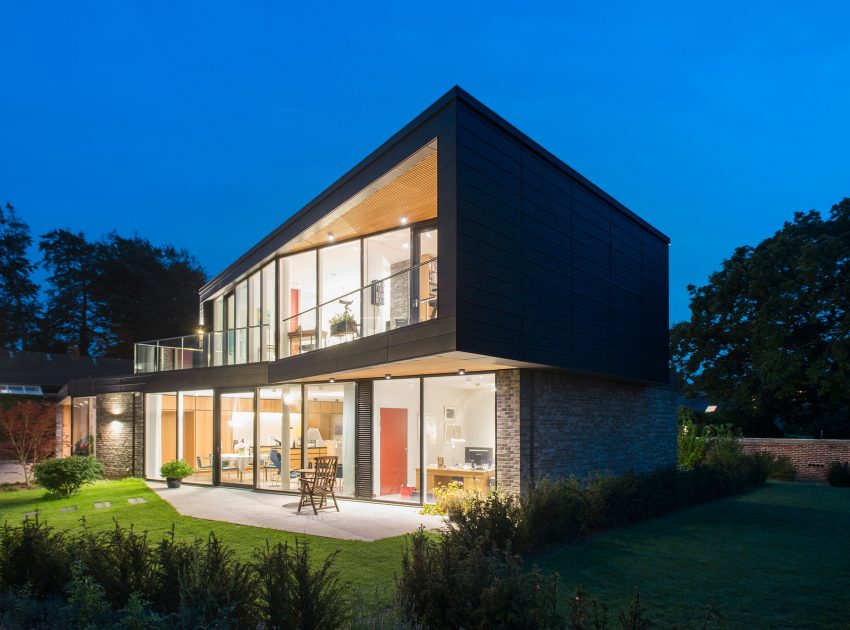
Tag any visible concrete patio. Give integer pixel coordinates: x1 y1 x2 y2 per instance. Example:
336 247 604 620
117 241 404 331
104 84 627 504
147 481 444 541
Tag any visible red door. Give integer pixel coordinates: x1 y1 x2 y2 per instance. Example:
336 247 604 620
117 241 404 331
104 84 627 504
380 408 408 496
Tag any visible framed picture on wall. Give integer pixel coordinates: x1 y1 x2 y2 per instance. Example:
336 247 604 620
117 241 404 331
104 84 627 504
425 413 437 445
443 406 460 444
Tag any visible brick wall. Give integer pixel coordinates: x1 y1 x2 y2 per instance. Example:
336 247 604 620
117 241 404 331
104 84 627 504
741 438 850 482
496 369 677 492
95 392 144 478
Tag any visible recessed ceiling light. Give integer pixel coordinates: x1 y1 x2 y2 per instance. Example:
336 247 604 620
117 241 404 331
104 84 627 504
327 233 335 242
385 374 391 380
458 369 466 375
400 216 408 225
329 378 335 383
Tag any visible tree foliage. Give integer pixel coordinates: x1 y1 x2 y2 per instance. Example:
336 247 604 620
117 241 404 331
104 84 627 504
0 399 56 486
0 203 40 350
672 198 850 437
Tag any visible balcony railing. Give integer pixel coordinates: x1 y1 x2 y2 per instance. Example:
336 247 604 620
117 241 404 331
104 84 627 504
134 257 437 373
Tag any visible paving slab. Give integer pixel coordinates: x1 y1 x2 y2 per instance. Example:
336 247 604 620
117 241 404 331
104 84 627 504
60 506 78 513
147 481 444 541
94 502 112 509
127 498 147 504
22 511 39 518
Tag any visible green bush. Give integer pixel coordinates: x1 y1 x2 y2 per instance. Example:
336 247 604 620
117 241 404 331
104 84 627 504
33 456 102 497
253 540 348 630
0 517 72 597
762 453 797 481
160 459 193 480
826 461 850 487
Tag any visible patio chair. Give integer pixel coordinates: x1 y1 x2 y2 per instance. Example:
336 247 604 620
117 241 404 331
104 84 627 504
298 455 339 515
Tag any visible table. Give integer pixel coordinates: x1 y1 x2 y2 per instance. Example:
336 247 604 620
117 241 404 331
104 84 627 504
416 465 494 495
221 453 252 482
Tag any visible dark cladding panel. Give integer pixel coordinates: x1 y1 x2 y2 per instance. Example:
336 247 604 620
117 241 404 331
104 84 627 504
454 99 669 384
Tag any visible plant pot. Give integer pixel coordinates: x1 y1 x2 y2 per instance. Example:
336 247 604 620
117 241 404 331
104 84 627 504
166 477 182 489
330 320 358 336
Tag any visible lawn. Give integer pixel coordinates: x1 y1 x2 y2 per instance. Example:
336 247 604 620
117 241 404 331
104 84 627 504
0 478 405 607
1 479 847 627
532 481 850 629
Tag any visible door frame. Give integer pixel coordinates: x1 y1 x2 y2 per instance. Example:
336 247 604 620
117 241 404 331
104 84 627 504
214 387 259 489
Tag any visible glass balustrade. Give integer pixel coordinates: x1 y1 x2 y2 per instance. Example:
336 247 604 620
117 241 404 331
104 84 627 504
134 257 437 372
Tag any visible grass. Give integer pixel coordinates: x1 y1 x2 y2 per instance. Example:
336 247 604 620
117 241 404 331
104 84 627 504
0 478 404 606
1 479 847 627
532 481 850 629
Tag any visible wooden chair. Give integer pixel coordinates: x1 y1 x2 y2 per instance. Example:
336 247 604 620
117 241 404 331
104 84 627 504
298 456 339 515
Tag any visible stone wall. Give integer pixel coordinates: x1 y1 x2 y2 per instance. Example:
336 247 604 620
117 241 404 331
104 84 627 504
95 392 144 478
495 369 677 493
740 438 850 482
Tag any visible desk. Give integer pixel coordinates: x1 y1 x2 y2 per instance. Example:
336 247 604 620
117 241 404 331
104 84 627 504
416 466 494 494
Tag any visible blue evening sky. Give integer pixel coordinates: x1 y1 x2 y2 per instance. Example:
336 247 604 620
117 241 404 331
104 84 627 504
2 1 848 324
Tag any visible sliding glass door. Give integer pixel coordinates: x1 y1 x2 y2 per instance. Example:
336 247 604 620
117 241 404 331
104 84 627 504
218 391 255 486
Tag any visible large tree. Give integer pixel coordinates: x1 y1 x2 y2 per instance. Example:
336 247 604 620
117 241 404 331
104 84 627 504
38 229 101 355
671 198 850 438
0 203 40 349
92 232 206 357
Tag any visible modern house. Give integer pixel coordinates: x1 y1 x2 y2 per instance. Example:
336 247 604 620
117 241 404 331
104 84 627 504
57 87 675 503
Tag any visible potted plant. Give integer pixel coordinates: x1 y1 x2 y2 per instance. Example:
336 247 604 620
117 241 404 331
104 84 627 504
433 480 468 522
160 459 193 488
329 311 358 336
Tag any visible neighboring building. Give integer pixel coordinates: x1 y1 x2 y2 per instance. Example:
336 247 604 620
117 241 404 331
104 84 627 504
59 87 676 499
0 350 130 399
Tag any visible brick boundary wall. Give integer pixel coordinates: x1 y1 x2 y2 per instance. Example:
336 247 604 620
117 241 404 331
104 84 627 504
740 438 850 482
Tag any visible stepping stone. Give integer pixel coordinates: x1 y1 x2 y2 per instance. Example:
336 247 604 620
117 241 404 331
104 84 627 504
94 502 111 509
127 498 146 504
22 511 39 518
60 506 78 513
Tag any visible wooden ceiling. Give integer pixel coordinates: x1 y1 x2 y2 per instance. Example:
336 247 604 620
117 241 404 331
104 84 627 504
284 352 542 383
279 146 437 255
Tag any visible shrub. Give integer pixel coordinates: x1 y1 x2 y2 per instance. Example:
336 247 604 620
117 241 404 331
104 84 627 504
522 477 584 548
254 540 348 630
826 461 850 487
172 533 259 629
72 520 156 609
0 517 72 597
160 459 193 480
33 456 102 497
0 586 69 629
453 489 524 554
762 453 797 481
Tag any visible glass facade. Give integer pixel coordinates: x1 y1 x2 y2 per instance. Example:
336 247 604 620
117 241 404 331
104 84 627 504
373 379 420 502
142 372 495 504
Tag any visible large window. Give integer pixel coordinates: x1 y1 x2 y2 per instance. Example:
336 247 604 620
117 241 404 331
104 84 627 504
220 391 255 486
71 397 95 456
262 262 276 361
280 250 317 357
257 385 301 491
422 374 496 501
180 390 214 484
212 297 224 366
144 393 177 479
373 379 420 502
319 242 361 348
363 229 411 335
305 383 355 496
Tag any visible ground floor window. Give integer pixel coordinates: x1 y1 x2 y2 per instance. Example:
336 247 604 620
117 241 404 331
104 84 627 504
71 396 96 456
305 383 356 496
220 391 255 486
257 385 301 492
373 379 421 502
180 390 214 484
423 374 496 500
144 393 177 479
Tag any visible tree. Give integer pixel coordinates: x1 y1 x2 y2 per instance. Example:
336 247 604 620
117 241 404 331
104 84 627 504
38 229 101 355
672 198 850 437
0 399 56 487
0 203 40 349
92 232 206 357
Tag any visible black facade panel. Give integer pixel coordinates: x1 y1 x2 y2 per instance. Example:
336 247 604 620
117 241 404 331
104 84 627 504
455 100 669 384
